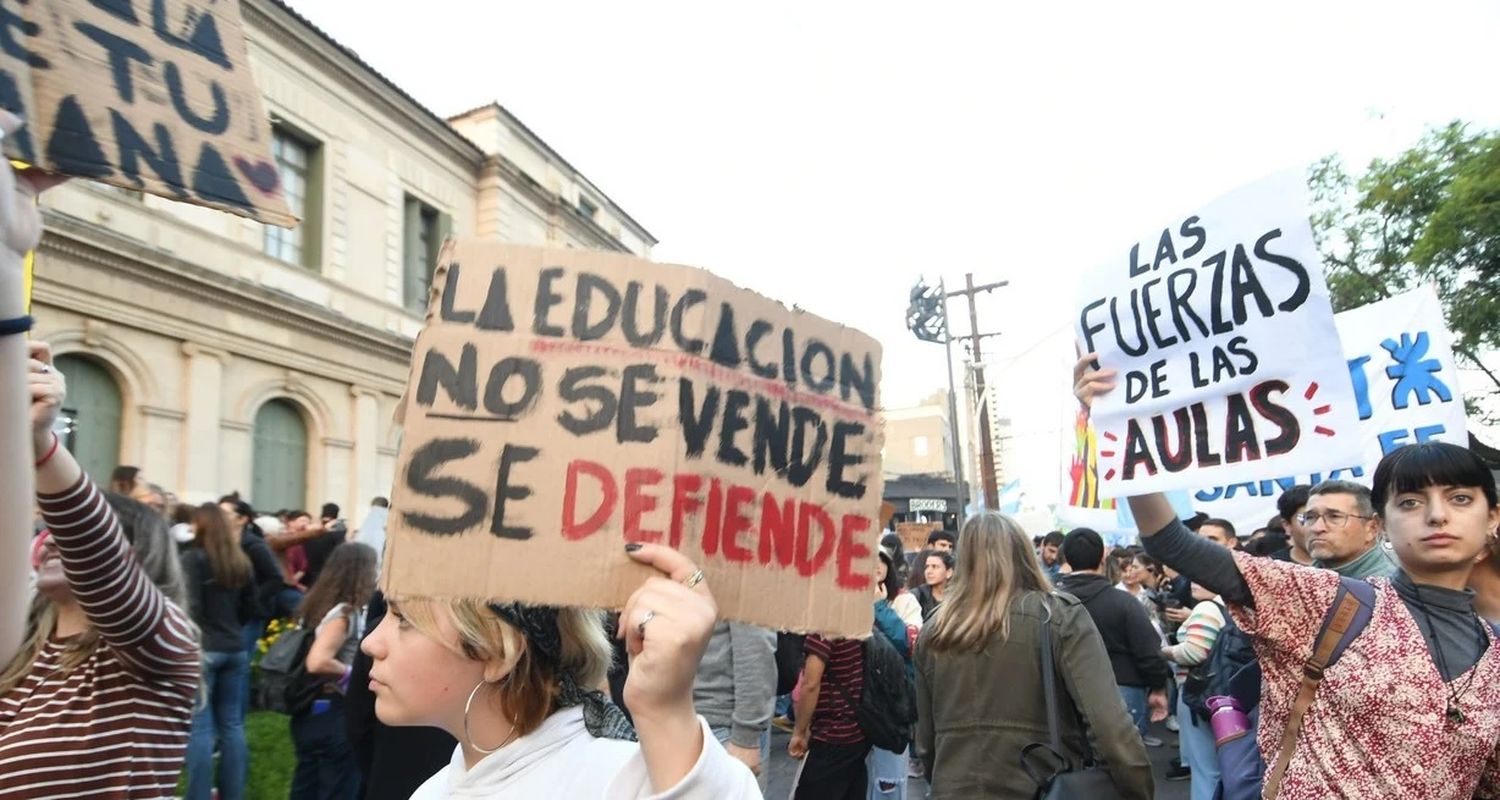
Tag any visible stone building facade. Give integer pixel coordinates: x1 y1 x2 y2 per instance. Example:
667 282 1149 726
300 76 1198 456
35 0 655 514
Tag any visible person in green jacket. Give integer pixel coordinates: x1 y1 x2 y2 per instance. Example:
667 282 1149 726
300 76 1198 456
914 512 1154 799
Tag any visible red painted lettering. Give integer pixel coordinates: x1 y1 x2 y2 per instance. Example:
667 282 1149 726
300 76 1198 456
794 502 835 577
623 468 664 543
669 473 704 550
561 459 616 540
836 514 872 590
758 495 795 567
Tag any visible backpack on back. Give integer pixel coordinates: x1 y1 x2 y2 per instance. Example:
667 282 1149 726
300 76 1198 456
829 626 918 753
256 623 320 715
1181 603 1254 723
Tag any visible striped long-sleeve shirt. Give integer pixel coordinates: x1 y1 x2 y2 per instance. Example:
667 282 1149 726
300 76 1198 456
0 477 200 799
1164 598 1226 667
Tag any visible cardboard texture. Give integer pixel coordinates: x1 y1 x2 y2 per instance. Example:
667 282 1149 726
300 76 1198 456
0 0 295 226
896 521 940 555
383 240 884 637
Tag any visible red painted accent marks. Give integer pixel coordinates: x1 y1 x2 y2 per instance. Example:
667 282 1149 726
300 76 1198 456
1100 450 1116 458
1314 405 1331 415
1103 431 1119 442
1315 426 1336 437
1104 468 1118 480
1304 382 1320 400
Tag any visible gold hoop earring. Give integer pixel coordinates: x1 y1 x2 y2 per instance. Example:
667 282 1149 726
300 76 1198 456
463 679 518 754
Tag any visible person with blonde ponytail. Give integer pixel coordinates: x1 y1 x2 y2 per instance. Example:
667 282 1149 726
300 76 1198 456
914 512 1152 799
182 502 263 800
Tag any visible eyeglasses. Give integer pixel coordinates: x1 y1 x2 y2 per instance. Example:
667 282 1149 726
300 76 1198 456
1297 510 1372 527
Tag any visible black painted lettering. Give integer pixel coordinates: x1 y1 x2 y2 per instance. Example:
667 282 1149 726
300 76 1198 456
678 378 720 459
1254 228 1310 312
708 302 742 368
482 357 542 420
46 96 112 179
476 268 514 331
826 421 867 499
1228 244 1274 325
0 4 48 68
75 22 152 103
1179 215 1206 259
110 110 187 196
164 62 229 135
1107 293 1149 357
1153 408 1193 472
800 340 836 394
745 320 777 379
752 396 789 476
622 281 668 346
669 289 706 354
1122 418 1158 479
556 365 616 435
1164 267 1208 340
1251 380 1300 456
1223 392 1261 463
838 352 876 411
717 389 751 467
439 263 475 323
491 444 539 540
416 344 478 411
786 406 827 488
191 142 252 211
401 438 488 535
618 364 661 444
533 267 566 336
572 272 621 341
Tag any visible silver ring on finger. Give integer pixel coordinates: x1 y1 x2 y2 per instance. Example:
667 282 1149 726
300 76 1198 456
682 569 706 589
636 609 655 637
37 364 50 373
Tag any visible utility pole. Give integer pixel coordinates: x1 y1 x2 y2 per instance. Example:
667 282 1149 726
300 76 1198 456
944 273 1007 509
905 280 968 520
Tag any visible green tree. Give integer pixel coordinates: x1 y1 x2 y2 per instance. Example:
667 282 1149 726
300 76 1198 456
1309 121 1500 450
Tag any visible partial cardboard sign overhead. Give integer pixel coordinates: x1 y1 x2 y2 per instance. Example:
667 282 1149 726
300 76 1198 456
384 240 885 637
0 0 295 226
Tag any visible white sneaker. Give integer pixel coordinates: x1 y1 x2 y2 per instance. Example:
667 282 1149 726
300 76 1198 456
1165 715 1180 732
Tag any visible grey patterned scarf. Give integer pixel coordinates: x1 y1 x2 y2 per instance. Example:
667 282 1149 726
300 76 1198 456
488 602 637 742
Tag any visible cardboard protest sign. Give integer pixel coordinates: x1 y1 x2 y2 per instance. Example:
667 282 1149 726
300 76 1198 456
1076 171 1361 498
384 240 884 637
896 521 940 554
1192 287 1468 534
0 0 295 226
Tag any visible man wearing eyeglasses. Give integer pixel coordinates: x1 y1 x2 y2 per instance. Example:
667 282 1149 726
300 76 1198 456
1300 481 1399 579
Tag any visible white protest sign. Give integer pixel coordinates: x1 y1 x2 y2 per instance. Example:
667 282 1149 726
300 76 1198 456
1076 171 1362 498
1191 286 1468 532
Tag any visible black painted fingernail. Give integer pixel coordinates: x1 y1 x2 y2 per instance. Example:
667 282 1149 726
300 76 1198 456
624 543 643 552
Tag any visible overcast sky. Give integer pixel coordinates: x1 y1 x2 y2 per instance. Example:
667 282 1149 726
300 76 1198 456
284 0 1500 505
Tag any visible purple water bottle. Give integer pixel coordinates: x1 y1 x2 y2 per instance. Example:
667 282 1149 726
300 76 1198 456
1207 695 1250 746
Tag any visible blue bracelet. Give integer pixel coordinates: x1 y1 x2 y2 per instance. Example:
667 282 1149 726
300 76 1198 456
0 315 32 336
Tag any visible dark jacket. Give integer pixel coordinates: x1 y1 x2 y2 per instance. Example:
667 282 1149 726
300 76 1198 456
303 520 348 587
180 548 261 653
915 584 943 621
240 528 285 619
914 590 1153 799
1055 573 1171 690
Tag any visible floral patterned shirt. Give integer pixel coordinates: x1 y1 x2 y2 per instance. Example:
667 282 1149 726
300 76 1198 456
1230 551 1500 799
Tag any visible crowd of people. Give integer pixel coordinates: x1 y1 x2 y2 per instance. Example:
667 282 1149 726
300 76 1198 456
3 112 1500 800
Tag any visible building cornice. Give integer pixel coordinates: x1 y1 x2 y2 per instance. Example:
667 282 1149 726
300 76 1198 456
37 210 412 395
454 103 657 246
245 0 485 172
488 155 631 254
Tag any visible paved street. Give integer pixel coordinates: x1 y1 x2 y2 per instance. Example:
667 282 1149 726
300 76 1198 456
762 719 1188 799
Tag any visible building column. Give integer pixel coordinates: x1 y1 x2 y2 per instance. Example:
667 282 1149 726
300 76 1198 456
321 436 355 519
351 387 381 509
219 420 253 502
139 405 184 497
180 343 229 504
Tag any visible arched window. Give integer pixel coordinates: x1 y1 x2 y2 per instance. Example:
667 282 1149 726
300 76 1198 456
53 354 123 483
252 399 308 511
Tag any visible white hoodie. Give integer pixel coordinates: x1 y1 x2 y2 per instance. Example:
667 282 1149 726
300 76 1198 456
408 706 760 799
